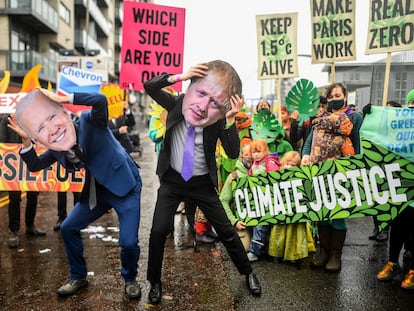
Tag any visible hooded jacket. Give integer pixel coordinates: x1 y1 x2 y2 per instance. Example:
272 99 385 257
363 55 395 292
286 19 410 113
219 159 249 226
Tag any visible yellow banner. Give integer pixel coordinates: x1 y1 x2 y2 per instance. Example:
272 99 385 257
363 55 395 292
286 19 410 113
100 84 127 120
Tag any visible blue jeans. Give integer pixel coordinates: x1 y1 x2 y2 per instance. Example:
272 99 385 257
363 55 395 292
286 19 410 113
248 225 269 256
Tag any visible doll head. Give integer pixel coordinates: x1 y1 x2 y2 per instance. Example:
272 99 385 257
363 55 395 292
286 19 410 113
281 151 301 169
250 139 269 162
240 144 252 169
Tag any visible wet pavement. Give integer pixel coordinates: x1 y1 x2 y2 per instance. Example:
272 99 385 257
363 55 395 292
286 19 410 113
1 134 414 310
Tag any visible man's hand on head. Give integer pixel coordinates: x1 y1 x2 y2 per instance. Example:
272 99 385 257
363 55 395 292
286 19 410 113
180 63 209 81
225 94 244 125
38 88 70 104
7 114 32 148
7 114 29 140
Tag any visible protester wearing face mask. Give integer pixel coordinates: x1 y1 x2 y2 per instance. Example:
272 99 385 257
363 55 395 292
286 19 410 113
300 82 363 273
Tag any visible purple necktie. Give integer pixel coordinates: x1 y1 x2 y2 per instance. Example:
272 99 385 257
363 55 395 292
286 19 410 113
181 125 195 181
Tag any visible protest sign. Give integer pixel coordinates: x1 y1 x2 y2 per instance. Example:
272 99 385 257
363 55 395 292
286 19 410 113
231 140 414 230
256 12 298 79
0 93 26 114
120 2 185 91
366 0 414 54
0 143 85 192
310 0 356 64
57 65 104 114
360 106 414 163
57 65 104 95
100 84 127 120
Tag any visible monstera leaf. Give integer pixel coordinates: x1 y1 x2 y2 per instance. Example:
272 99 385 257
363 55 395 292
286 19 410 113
285 79 320 124
251 109 284 144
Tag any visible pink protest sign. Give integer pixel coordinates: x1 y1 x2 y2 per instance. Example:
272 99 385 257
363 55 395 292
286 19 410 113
120 1 185 92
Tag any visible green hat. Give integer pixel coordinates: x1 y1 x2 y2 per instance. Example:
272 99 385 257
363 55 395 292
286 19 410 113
406 89 414 106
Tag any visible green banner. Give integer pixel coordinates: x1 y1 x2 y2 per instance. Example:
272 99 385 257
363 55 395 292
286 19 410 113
232 139 414 229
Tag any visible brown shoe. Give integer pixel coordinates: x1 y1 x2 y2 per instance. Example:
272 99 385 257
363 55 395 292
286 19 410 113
8 232 19 249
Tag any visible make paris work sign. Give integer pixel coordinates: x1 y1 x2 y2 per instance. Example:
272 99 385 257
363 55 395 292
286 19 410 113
120 2 185 91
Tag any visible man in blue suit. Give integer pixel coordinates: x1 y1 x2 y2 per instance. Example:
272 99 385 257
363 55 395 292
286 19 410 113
9 89 142 299
144 60 261 304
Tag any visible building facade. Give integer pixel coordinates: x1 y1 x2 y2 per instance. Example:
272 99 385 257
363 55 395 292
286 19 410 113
0 0 136 90
322 50 414 110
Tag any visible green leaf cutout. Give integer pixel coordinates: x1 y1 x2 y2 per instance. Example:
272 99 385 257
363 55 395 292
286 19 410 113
285 78 320 124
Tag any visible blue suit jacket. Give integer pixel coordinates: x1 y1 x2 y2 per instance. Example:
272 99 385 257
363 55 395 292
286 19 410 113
20 93 140 197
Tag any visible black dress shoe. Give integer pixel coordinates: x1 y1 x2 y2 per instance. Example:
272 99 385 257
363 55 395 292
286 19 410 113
376 230 388 241
246 272 261 296
368 228 379 240
26 226 46 236
148 282 162 304
57 279 88 297
53 217 66 231
125 280 141 299
196 233 216 244
204 229 218 240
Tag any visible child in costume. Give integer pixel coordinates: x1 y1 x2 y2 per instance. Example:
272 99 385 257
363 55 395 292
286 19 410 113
268 151 316 267
246 139 280 261
219 144 253 251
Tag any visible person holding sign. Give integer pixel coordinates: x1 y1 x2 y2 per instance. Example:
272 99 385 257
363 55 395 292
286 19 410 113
219 144 253 251
301 82 362 273
8 89 143 299
376 92 414 290
0 114 44 249
144 60 262 304
246 138 280 262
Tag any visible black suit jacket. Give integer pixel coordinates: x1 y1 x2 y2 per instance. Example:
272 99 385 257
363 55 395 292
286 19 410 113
144 74 240 188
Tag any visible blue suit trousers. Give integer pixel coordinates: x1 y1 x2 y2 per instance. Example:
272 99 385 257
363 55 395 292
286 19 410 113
60 178 141 282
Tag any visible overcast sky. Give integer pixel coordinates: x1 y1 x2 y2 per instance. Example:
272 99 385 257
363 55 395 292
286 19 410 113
153 0 384 98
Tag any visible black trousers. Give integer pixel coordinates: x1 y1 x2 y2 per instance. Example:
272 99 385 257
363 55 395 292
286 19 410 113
8 191 39 233
147 167 252 284
389 206 414 269
57 192 80 218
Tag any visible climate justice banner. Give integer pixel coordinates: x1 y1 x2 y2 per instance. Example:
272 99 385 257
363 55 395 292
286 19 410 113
232 139 413 230
310 0 356 64
231 105 414 228
0 144 85 192
120 1 185 91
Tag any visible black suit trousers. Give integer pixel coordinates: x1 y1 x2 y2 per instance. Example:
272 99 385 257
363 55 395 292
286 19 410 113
147 167 252 284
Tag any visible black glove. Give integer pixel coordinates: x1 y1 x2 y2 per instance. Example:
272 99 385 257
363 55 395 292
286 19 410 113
362 103 372 117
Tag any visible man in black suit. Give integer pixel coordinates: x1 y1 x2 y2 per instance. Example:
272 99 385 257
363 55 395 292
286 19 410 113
144 60 261 304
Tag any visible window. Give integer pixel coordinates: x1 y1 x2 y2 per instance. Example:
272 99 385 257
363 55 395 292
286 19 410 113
59 3 71 25
394 71 407 104
10 22 38 71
